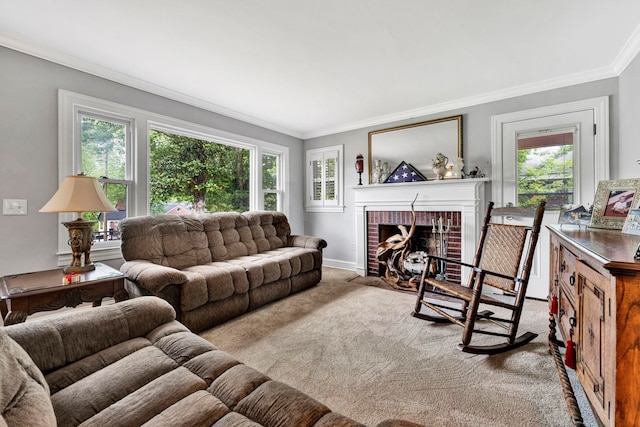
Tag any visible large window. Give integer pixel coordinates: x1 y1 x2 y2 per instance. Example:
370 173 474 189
305 145 343 212
58 90 288 264
149 129 250 214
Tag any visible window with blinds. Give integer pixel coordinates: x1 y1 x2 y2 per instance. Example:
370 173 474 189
306 145 344 212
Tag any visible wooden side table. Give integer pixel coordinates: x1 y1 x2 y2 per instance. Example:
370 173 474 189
0 263 127 326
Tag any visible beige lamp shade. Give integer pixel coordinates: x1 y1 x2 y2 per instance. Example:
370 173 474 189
40 174 117 217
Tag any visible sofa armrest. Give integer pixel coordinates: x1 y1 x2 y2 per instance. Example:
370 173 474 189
120 260 189 294
288 235 328 250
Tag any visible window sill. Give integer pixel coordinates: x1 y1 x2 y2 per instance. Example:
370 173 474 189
56 246 123 268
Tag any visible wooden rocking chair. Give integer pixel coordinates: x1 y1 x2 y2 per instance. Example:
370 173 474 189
412 200 546 354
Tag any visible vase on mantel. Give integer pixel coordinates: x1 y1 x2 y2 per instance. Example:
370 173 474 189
431 152 449 180
433 165 448 180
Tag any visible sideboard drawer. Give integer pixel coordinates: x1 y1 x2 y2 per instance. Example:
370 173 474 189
557 285 575 343
558 245 578 303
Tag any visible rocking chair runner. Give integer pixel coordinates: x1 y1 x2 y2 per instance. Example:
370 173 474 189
412 200 546 354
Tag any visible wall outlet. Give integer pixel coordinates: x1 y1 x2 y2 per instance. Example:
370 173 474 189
3 199 27 215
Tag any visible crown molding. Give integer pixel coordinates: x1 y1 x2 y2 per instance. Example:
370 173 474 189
302 66 618 139
611 23 640 75
0 33 304 139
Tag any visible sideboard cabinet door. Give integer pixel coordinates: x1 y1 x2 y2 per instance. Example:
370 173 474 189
577 260 610 422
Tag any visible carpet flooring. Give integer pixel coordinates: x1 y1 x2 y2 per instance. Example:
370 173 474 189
200 267 575 427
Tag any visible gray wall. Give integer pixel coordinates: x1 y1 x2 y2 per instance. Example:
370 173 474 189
0 46 304 276
304 79 621 269
2 43 638 276
619 51 640 179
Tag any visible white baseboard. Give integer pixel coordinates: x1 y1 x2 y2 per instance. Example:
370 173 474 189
322 258 357 272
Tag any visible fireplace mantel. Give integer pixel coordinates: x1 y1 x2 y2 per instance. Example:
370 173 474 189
353 178 489 277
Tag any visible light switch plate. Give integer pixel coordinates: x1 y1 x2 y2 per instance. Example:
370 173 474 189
3 199 27 215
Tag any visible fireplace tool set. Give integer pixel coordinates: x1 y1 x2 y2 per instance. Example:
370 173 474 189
431 217 451 280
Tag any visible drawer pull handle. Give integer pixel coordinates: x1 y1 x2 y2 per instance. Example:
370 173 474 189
569 273 576 286
569 316 577 327
560 261 566 272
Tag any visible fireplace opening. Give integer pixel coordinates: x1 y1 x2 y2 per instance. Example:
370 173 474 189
367 210 462 284
378 223 432 279
378 224 432 253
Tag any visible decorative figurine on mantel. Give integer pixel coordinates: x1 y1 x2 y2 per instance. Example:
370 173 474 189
431 152 449 180
373 160 383 184
466 166 485 178
373 160 390 184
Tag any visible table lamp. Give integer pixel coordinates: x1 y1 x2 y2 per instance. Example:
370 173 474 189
40 174 116 273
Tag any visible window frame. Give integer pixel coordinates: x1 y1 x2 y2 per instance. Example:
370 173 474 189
76 110 134 244
58 90 289 266
261 150 285 212
305 145 344 213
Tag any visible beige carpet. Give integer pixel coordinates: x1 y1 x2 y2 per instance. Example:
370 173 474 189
200 267 572 427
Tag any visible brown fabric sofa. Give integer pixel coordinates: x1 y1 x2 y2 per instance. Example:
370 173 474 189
1 297 422 427
119 211 327 332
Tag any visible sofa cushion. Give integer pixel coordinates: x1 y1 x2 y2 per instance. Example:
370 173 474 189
45 337 151 394
183 262 250 309
80 367 208 427
227 247 320 288
202 213 254 261
235 380 332 427
51 345 180 426
208 364 270 410
120 215 211 269
144 389 230 426
0 329 56 427
243 211 289 252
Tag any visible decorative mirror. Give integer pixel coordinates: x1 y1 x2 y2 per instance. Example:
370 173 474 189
368 115 463 183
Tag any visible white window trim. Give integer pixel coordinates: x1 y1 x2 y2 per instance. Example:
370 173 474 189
57 90 289 265
305 145 344 213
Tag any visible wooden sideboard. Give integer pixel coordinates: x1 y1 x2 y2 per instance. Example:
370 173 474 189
548 224 640 426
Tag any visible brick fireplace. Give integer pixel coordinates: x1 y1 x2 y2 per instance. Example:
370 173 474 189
353 179 489 284
368 210 462 282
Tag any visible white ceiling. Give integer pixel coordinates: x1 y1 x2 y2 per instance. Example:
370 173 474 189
2 1 640 139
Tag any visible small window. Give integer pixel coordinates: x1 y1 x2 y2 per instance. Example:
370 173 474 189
262 153 281 211
306 145 344 212
517 132 574 209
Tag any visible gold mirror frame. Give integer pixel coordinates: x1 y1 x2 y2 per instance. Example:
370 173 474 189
367 115 463 184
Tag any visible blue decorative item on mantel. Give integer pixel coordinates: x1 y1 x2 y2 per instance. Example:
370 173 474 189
384 161 427 183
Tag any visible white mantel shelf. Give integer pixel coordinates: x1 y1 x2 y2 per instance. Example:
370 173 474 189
353 178 490 277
